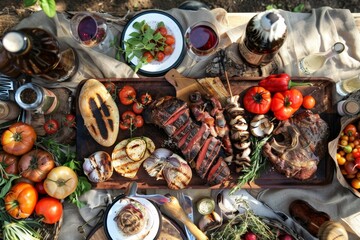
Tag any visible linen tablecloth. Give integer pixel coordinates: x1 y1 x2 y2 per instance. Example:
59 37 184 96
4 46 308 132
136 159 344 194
10 7 360 239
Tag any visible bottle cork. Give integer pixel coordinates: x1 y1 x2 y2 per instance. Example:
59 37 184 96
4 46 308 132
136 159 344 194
337 99 360 116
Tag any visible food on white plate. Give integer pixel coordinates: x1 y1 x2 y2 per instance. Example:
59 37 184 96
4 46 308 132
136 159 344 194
263 110 329 180
79 79 119 147
144 96 230 186
250 114 274 138
83 151 113 182
111 137 155 178
115 201 147 235
225 95 252 173
143 148 192 189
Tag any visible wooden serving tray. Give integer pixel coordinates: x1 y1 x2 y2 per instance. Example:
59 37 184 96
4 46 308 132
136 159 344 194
75 75 337 189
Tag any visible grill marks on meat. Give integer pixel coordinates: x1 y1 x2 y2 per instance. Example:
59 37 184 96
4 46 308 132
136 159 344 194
262 111 329 180
145 96 230 185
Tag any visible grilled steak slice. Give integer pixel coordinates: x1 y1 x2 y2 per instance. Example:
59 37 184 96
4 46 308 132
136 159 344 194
207 157 231 186
172 119 193 141
183 124 211 163
163 108 190 136
262 111 329 180
144 96 187 126
177 123 200 150
196 137 221 179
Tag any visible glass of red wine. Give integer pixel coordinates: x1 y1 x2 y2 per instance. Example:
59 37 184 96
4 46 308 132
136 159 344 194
70 12 109 49
184 21 219 61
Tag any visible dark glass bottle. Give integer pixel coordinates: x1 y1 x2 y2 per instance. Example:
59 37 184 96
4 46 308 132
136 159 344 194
0 42 22 78
2 28 77 82
238 10 287 67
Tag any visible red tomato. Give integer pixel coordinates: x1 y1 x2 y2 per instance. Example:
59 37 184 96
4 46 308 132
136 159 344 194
35 197 63 224
156 51 165 62
103 82 116 95
155 26 167 37
140 93 153 105
271 89 303 120
44 119 59 135
63 114 76 128
164 45 174 56
243 86 271 114
165 35 175 45
344 124 357 137
134 115 144 128
302 95 316 109
132 102 144 114
122 110 136 125
119 121 130 130
119 85 136 105
143 51 154 63
35 181 47 195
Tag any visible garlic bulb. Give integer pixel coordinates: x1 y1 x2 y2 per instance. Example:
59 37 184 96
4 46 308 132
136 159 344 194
83 151 113 182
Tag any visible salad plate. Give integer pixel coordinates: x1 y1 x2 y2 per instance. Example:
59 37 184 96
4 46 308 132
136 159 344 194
120 10 186 76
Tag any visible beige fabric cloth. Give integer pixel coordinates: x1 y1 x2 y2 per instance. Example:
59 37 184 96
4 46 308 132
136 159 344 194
11 7 360 240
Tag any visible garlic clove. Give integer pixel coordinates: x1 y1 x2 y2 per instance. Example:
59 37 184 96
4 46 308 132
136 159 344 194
217 192 239 219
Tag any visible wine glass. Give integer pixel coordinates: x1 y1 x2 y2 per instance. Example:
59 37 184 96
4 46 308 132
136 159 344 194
70 12 111 49
184 21 219 61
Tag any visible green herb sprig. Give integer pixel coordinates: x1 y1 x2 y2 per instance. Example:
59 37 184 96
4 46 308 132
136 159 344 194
209 199 276 240
230 135 272 194
121 20 167 72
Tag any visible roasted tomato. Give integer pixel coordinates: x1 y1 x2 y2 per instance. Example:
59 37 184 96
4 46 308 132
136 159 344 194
4 182 38 219
18 149 56 182
155 26 167 37
134 115 144 128
271 89 303 120
0 151 19 175
44 119 60 135
44 166 78 199
1 122 37 156
165 35 175 45
35 197 63 224
103 81 116 95
140 93 153 106
122 110 136 125
119 85 137 105
142 51 154 63
63 114 76 128
243 86 271 114
156 51 165 62
132 102 144 114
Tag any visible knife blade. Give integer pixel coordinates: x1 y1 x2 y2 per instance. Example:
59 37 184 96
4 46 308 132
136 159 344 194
178 192 196 240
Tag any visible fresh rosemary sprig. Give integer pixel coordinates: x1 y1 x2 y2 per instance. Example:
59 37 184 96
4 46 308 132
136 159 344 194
209 199 276 240
230 135 272 194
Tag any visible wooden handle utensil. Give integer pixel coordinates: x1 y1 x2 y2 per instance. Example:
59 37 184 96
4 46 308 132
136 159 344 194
163 195 208 240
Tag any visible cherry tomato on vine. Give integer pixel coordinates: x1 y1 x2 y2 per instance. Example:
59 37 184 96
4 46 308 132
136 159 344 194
119 85 136 105
132 102 144 114
134 115 144 128
44 119 60 135
140 93 153 105
122 111 136 125
64 114 76 128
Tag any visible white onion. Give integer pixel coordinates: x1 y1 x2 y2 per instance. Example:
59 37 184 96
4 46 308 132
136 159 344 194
83 151 113 182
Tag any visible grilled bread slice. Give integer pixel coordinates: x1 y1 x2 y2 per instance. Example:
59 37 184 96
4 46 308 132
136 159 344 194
112 137 155 178
79 79 119 147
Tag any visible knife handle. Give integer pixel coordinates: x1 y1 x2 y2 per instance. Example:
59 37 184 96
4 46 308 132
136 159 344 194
163 195 208 240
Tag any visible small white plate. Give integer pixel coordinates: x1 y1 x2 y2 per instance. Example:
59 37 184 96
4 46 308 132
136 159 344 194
121 10 185 76
104 195 161 240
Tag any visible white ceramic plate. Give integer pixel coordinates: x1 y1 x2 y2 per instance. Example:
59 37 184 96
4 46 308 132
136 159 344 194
121 10 185 76
104 195 161 240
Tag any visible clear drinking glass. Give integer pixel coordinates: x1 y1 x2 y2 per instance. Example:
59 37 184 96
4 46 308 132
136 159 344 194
70 12 109 48
336 74 360 96
184 21 219 61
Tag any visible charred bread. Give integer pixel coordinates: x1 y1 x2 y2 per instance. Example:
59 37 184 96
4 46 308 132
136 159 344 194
79 79 119 147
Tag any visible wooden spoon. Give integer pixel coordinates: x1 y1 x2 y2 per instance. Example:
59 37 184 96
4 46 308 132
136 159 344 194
163 195 208 240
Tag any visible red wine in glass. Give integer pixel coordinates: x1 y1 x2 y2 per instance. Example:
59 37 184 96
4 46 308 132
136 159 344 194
70 13 107 47
186 22 219 57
